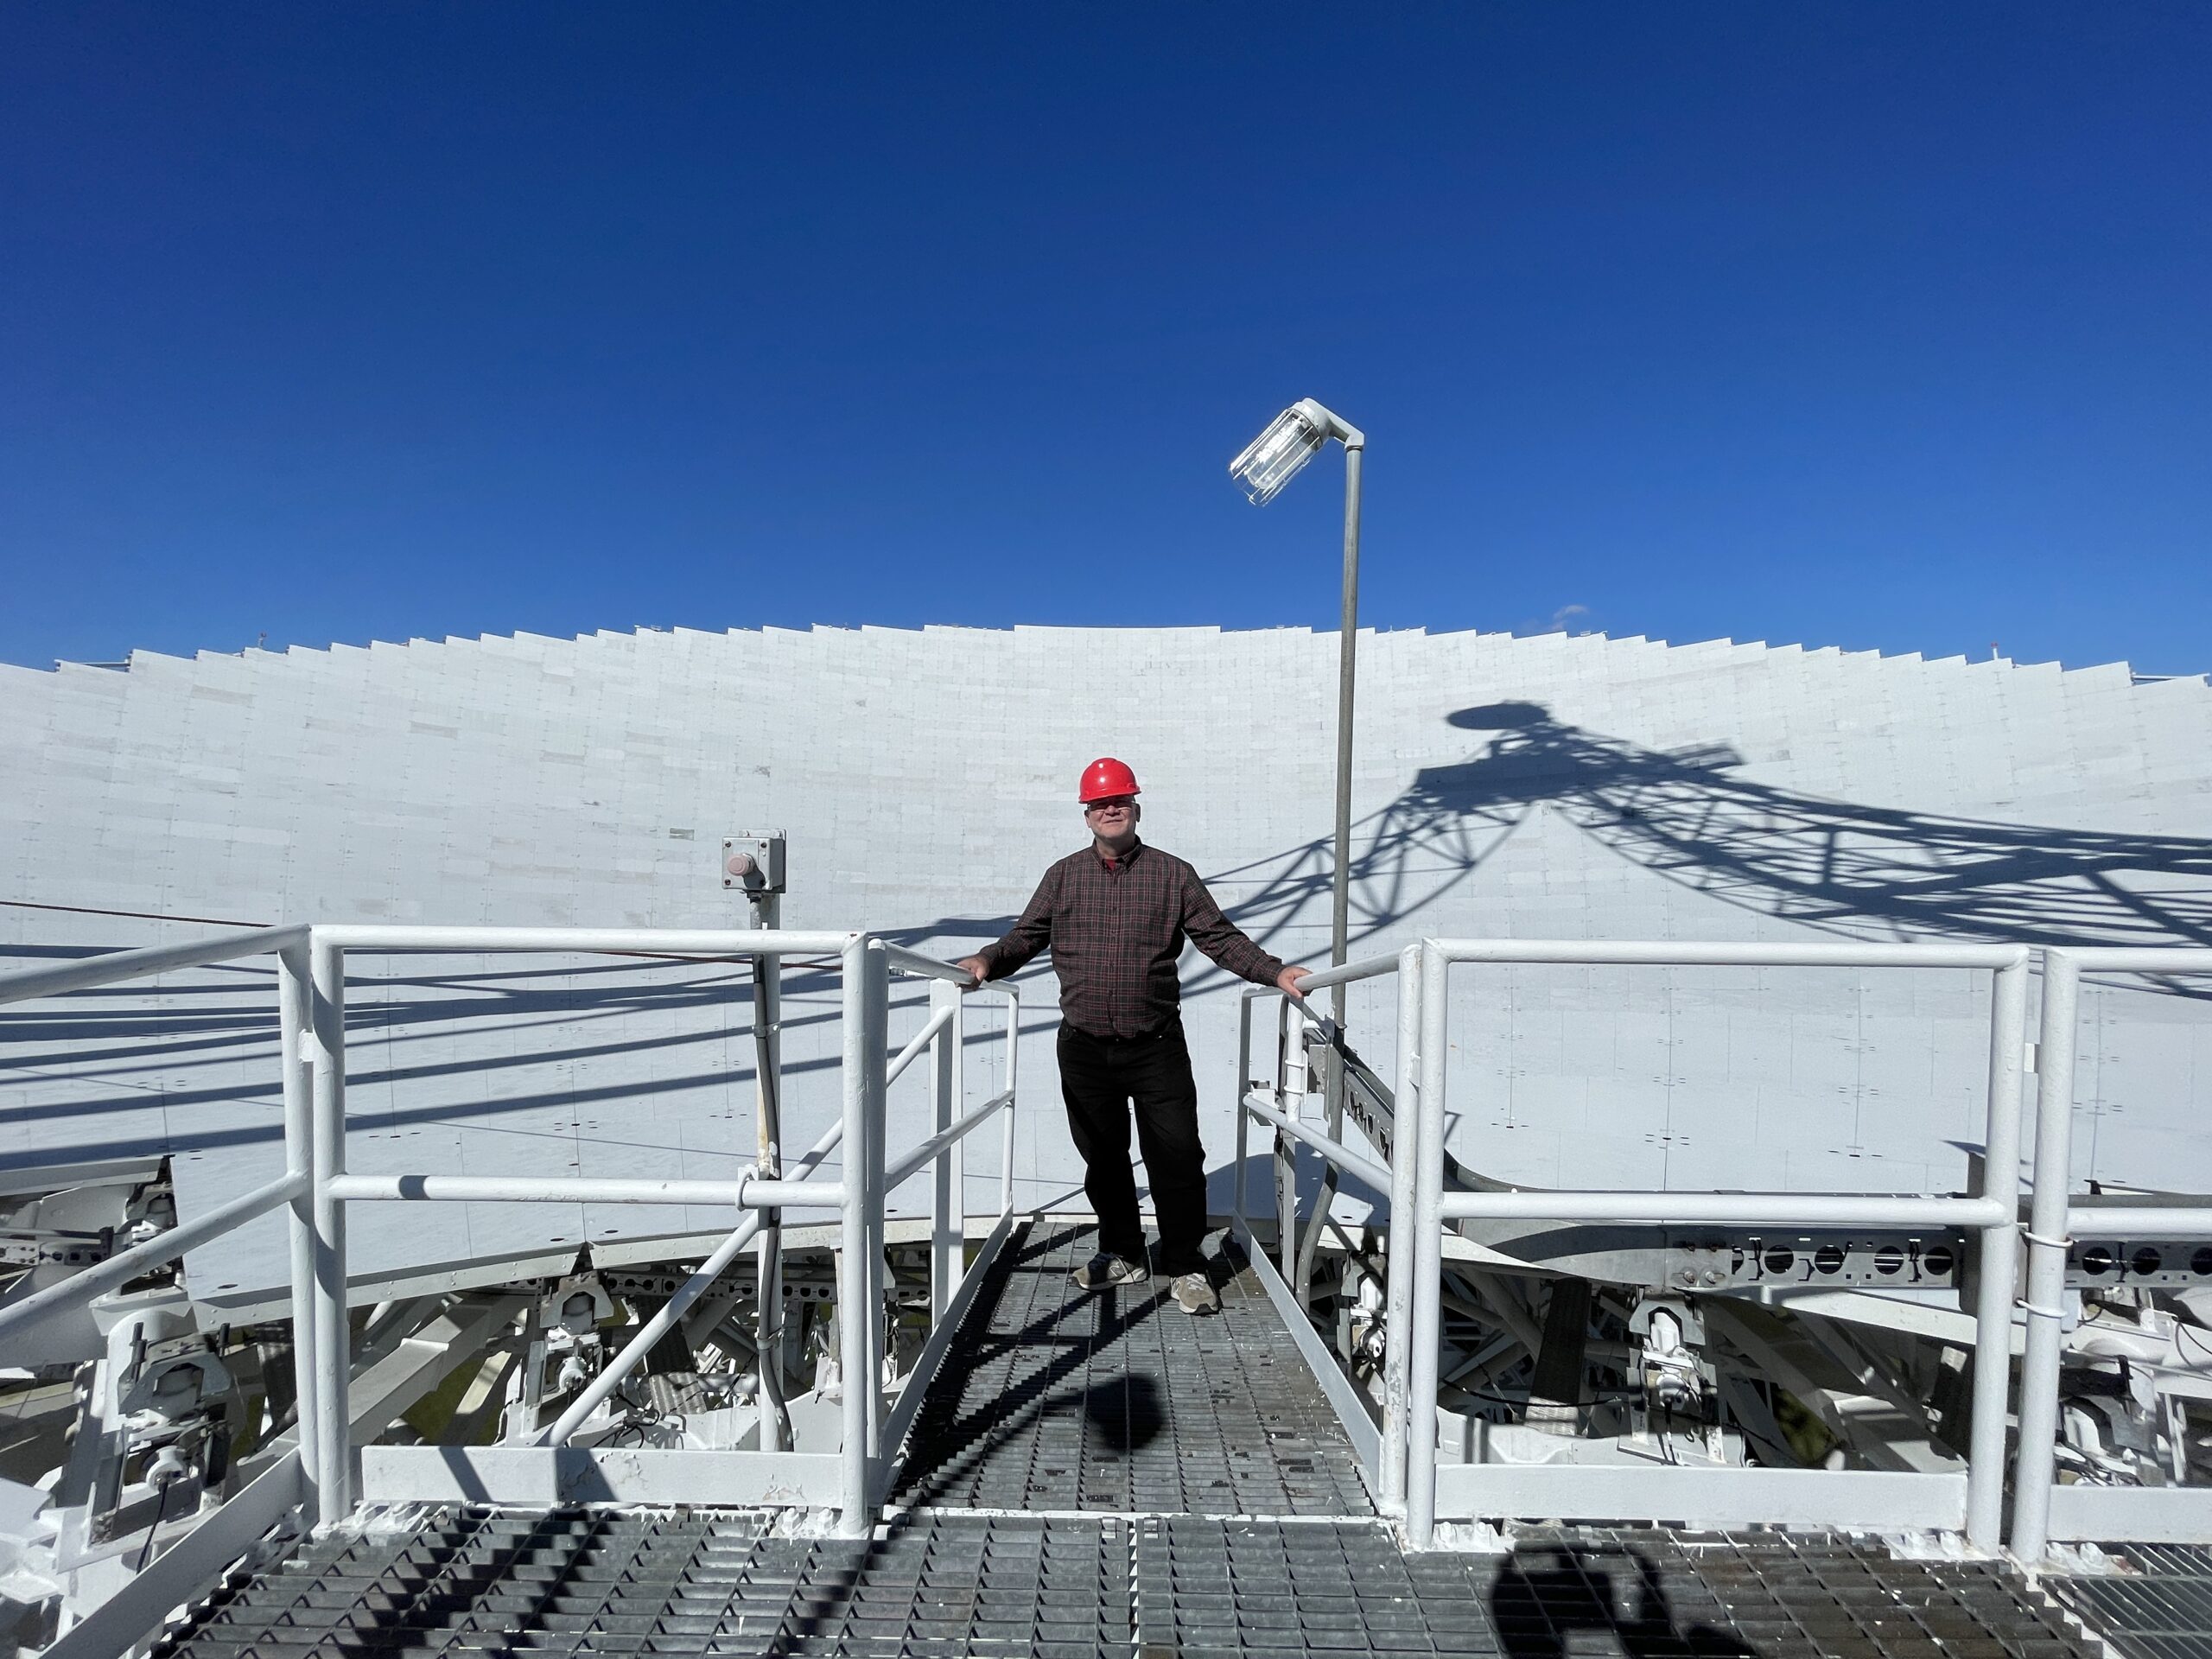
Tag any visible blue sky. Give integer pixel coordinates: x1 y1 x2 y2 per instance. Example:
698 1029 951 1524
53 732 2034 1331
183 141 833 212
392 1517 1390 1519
3 4 2207 674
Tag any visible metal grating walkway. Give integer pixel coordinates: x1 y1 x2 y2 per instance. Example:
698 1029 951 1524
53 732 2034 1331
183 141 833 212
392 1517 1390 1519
156 1512 2111 1659
2047 1544 2212 1659
150 1220 2145 1659
892 1223 1370 1516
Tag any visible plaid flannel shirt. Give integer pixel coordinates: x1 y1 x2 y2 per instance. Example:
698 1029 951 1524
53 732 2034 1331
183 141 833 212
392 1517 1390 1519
975 839 1287 1039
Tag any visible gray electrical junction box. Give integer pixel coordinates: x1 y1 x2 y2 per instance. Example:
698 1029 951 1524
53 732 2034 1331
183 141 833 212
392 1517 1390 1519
722 832 787 893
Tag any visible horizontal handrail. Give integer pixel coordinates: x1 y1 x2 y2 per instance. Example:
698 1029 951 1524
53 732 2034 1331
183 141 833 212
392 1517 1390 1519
1438 1189 2005 1228
2044 947 2212 973
312 924 862 955
879 943 978 984
2066 1205 2212 1236
0 1168 308 1339
1242 1091 1392 1195
323 1173 841 1208
885 1089 1016 1193
0 922 308 1008
1429 938 2030 969
1280 949 1405 996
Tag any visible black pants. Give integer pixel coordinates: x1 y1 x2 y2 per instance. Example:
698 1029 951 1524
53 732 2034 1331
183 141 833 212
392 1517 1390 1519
1057 1020 1210 1277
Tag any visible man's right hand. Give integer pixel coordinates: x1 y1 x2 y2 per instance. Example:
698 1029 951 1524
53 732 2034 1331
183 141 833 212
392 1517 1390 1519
955 955 990 988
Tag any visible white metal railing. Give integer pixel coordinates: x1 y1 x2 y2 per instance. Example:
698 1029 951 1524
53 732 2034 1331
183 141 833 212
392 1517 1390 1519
302 926 1020 1533
17 920 2211 1572
0 925 322 1471
2011 945 2212 1561
1236 938 2031 1554
0 921 1021 1580
1231 947 1409 1484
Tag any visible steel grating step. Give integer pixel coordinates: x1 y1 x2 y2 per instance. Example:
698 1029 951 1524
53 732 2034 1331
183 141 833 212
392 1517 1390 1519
1131 1522 2100 1659
158 1513 2113 1659
159 1510 1137 1658
891 1221 1372 1516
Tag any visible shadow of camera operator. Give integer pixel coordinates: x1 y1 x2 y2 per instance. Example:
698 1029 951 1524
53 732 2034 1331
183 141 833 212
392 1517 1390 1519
1489 1542 1758 1659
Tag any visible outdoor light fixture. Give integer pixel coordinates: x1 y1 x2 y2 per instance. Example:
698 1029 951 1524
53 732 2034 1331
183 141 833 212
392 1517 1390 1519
1230 395 1368 1308
1228 394 1367 975
1229 397 1364 505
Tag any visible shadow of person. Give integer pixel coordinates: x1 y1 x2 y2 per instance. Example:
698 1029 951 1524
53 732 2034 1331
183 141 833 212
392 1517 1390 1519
890 1222 1173 1507
1490 1542 1758 1659
1045 1370 1163 1457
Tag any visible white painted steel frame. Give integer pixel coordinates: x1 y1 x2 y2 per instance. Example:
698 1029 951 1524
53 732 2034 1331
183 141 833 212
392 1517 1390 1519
1431 1464 1968 1535
1232 1210 1383 1481
0 926 326 1511
1405 939 2029 1552
0 1168 306 1342
1236 938 2030 1553
0 922 310 1007
324 1174 840 1207
38 1452 308 1659
1241 1092 1392 1197
0 918 1023 1644
358 1445 846 1508
2012 944 2212 1561
537 1111 851 1449
876 1209 1020 1505
298 925 1017 1537
1230 949 1408 1496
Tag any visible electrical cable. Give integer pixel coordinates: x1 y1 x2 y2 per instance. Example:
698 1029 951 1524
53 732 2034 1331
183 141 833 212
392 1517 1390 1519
1452 1383 1644 1410
135 1471 182 1573
2172 1321 2212 1368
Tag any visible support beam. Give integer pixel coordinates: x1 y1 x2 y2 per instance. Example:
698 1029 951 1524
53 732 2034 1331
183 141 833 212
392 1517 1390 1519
1525 1278 1592 1435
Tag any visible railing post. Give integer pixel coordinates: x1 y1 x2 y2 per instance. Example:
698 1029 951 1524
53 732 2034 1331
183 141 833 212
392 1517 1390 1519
949 992 967 1301
2012 948 2082 1563
836 934 874 1535
1407 942 1451 1551
862 940 889 1465
928 978 963 1321
1234 994 1255 1228
1966 952 2030 1553
752 900 788 1456
308 935 352 1525
1275 999 1299 1282
276 943 321 1510
1377 942 1423 1516
998 988 1020 1219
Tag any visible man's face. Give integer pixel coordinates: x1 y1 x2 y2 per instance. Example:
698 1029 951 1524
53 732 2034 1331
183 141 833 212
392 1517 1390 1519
1084 795 1138 842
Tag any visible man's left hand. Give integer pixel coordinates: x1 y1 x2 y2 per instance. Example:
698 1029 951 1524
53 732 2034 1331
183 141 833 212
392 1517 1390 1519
1276 964 1313 1001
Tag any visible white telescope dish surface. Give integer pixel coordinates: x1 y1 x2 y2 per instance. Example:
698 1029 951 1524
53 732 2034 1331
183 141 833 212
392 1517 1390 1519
3 624 2208 1309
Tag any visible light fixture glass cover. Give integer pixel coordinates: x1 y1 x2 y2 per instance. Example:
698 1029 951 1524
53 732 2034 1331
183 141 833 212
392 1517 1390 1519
1229 404 1325 505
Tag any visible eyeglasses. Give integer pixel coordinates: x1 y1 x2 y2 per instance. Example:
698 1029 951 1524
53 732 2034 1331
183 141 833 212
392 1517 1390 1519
1084 798 1135 816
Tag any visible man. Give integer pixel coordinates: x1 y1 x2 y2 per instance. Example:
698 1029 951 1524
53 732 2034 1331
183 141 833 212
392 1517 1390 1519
958 757 1311 1314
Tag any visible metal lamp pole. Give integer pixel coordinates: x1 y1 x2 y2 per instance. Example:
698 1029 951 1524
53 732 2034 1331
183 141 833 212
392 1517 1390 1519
1230 399 1367 1305
1330 437 1365 979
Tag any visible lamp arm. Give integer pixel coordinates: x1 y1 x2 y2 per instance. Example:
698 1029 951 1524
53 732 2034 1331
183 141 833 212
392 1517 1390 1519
1293 397 1366 451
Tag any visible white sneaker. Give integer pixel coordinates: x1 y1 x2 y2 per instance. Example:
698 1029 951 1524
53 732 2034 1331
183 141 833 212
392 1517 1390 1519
1171 1272 1220 1315
1071 1254 1147 1289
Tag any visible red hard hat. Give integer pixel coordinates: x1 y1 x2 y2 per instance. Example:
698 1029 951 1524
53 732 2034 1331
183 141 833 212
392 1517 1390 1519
1078 757 1141 802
